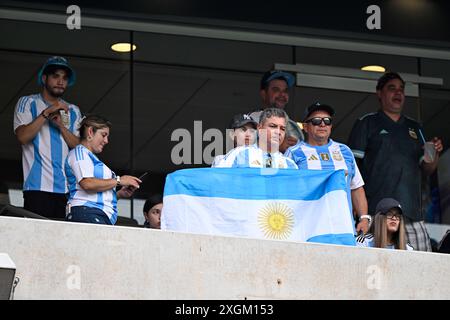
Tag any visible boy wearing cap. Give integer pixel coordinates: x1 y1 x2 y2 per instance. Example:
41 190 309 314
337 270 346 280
285 102 370 234
249 69 304 152
356 198 413 250
211 113 258 167
216 108 297 169
13 56 82 219
348 72 443 251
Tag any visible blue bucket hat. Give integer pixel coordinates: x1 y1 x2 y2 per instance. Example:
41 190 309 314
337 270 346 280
38 56 76 87
260 70 295 89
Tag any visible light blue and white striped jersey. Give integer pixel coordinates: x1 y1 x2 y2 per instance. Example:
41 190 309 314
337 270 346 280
211 154 225 167
13 94 82 193
215 144 298 169
285 139 364 190
65 145 118 224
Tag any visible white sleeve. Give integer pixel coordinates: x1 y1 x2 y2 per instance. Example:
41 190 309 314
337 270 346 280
355 234 370 248
350 158 365 190
13 96 33 132
285 157 298 169
215 147 243 168
211 155 225 167
70 105 83 137
69 149 95 183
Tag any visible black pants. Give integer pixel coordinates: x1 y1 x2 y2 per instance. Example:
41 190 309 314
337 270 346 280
23 191 68 220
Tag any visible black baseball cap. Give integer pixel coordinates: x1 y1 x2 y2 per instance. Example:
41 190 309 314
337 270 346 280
260 70 295 89
376 72 405 91
375 198 403 215
303 102 335 121
229 113 258 129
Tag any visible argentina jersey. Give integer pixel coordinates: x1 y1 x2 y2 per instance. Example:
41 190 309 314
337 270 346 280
65 145 118 224
216 145 298 169
13 94 82 193
285 139 364 190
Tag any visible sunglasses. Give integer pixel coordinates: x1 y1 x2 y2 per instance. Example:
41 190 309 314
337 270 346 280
305 117 332 126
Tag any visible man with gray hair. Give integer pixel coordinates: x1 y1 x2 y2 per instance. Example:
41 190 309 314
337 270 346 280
215 108 297 169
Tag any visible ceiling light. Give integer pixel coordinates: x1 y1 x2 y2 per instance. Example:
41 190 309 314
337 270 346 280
361 65 386 72
111 43 137 53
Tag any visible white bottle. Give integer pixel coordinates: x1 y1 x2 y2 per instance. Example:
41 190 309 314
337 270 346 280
60 110 70 128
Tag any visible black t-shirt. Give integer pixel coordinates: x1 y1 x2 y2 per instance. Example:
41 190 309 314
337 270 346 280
348 110 424 221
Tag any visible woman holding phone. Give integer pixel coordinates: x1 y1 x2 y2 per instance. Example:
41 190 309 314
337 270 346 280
65 114 141 225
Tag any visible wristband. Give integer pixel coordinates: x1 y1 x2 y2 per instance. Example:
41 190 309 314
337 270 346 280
40 110 49 119
116 176 121 186
359 214 372 224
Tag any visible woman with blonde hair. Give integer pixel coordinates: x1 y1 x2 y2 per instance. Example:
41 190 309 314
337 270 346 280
356 198 413 250
65 114 141 225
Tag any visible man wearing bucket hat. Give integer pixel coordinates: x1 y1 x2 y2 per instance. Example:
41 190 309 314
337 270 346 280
249 69 304 152
13 56 83 219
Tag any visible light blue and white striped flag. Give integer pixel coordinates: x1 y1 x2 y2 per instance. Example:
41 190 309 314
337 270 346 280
161 168 356 246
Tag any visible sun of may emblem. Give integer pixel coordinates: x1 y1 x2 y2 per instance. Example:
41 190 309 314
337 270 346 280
258 202 295 240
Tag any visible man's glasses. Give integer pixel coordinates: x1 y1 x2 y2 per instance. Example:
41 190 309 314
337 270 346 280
305 117 332 126
386 213 401 221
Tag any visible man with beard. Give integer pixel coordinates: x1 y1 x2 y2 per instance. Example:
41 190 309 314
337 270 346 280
249 69 304 152
13 56 82 219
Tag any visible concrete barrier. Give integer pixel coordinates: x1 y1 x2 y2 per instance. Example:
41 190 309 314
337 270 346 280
1 216 450 299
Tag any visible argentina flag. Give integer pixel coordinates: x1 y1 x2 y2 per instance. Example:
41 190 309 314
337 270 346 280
161 168 356 246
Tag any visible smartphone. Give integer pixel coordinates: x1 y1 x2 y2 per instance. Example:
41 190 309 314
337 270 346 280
138 171 149 181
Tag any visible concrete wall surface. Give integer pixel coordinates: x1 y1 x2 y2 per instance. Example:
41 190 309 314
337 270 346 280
1 216 450 300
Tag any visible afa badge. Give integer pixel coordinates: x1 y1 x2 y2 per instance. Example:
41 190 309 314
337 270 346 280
332 150 343 161
409 128 418 140
320 153 330 161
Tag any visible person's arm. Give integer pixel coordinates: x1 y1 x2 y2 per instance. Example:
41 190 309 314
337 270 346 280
422 137 443 176
47 102 80 148
15 112 48 145
48 112 80 148
117 186 137 199
347 117 369 166
15 102 69 145
79 175 141 193
79 177 117 192
352 187 370 234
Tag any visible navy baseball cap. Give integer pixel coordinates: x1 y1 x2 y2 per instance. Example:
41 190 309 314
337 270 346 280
303 102 335 121
260 70 295 89
229 113 258 129
38 56 76 87
375 198 403 215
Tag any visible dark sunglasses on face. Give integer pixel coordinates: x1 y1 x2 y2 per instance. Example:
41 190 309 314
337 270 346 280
305 117 332 126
